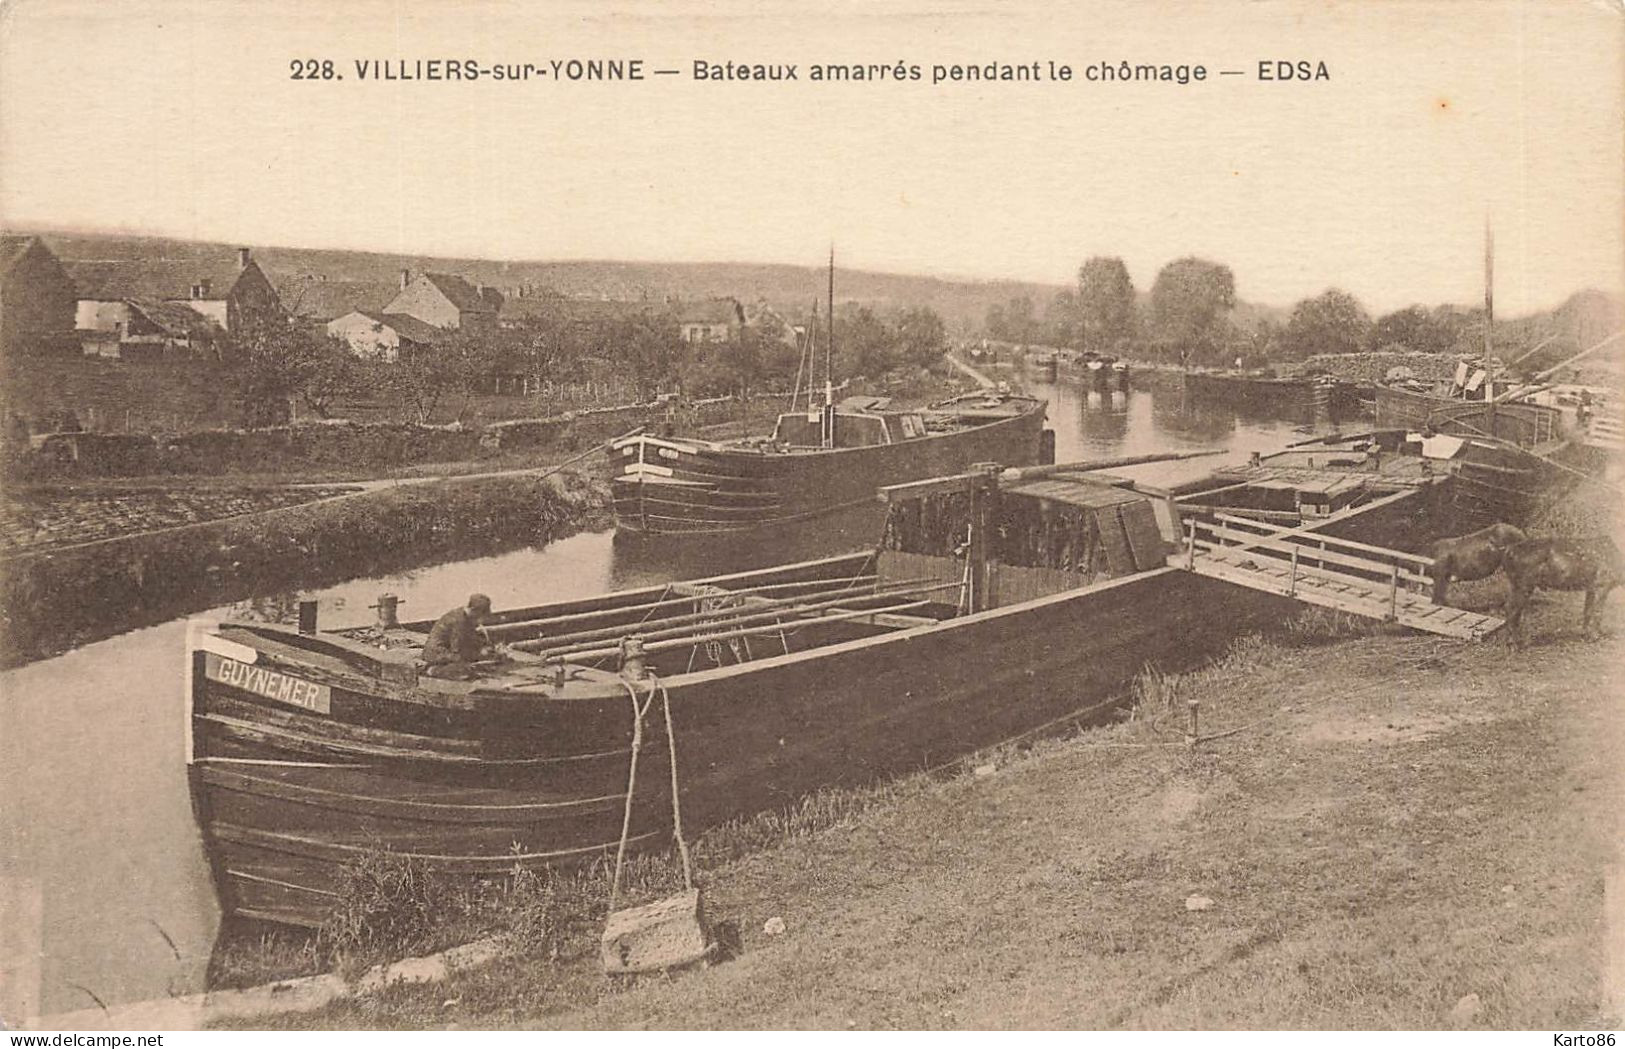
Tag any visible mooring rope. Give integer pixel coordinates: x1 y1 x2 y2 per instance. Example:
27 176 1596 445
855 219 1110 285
654 673 696 891
607 677 655 912
608 673 696 906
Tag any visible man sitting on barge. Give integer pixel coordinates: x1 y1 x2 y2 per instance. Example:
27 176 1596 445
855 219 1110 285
423 593 500 679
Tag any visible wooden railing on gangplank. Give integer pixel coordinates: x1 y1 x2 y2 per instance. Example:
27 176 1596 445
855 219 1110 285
1182 512 1436 621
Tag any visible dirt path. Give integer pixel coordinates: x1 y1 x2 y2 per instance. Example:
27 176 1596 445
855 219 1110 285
945 353 996 389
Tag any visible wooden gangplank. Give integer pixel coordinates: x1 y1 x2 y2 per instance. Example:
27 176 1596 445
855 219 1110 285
1175 514 1503 641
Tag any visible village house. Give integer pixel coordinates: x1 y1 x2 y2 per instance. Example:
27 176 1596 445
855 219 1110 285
326 310 448 363
743 300 802 348
79 299 223 361
70 247 284 356
676 297 745 343
499 289 652 334
0 235 78 356
278 276 400 325
384 270 503 335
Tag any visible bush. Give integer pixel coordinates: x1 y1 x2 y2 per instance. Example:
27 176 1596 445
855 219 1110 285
318 849 467 969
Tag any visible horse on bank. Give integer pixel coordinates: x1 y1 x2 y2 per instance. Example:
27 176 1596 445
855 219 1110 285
1430 523 1528 604
1501 536 1624 647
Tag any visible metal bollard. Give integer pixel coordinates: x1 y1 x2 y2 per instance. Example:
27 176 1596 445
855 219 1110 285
619 636 649 680
374 592 401 630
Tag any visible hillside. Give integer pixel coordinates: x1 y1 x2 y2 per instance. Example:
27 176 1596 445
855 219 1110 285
23 229 1068 330
19 229 1616 353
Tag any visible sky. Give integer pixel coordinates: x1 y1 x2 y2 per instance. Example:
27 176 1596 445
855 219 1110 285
1 0 1621 315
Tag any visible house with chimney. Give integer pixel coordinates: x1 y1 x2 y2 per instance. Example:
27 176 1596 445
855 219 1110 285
0 235 78 355
384 270 503 336
677 298 745 343
70 247 283 355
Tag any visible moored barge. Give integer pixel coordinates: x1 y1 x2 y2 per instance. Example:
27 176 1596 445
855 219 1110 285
609 390 1048 536
189 459 1297 930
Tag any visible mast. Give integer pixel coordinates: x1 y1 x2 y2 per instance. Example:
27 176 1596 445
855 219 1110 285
1483 214 1494 362
793 299 817 412
820 247 836 449
825 246 835 406
1483 214 1499 431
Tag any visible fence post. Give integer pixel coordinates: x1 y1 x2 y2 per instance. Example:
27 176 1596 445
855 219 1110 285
1185 700 1200 747
1186 519 1197 569
1388 562 1400 619
1288 544 1299 596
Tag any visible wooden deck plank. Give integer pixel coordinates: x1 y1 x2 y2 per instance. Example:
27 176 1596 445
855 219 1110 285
1187 547 1502 640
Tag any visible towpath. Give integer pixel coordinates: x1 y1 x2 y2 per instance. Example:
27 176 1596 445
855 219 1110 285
0 442 617 561
945 353 996 389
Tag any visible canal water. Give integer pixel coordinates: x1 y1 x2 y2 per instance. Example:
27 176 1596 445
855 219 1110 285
0 369 1351 1020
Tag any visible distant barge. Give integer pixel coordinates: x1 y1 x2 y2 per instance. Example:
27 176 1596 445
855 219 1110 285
1182 371 1357 417
608 390 1048 536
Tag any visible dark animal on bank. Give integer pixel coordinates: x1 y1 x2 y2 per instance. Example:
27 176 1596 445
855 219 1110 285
1430 523 1528 604
1501 536 1624 647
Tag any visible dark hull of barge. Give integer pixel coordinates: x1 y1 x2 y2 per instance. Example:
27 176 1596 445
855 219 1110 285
1172 428 1564 536
608 396 1046 536
1182 372 1335 415
187 550 1291 930
1372 383 1563 447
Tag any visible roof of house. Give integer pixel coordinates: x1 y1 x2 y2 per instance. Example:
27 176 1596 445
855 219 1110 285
127 299 225 338
0 235 42 278
280 278 398 321
350 310 450 345
67 257 251 302
419 272 501 314
677 298 743 325
499 294 655 325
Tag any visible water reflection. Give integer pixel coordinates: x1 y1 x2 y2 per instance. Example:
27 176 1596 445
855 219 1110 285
0 368 1359 1020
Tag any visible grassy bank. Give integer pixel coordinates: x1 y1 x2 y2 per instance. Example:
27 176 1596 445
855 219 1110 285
216 587 1622 1030
0 469 608 667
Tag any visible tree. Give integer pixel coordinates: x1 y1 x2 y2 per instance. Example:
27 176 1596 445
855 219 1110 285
835 306 893 378
892 306 947 367
1368 305 1459 355
298 335 361 418
984 295 1038 343
613 313 684 398
381 343 464 424
984 302 1006 342
1149 258 1235 364
1280 288 1372 359
1044 290 1081 349
225 318 343 427
505 314 572 388
1076 256 1137 352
